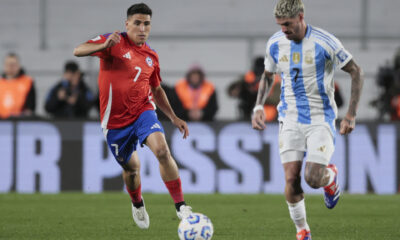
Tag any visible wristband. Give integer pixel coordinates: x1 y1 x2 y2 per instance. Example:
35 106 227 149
253 105 264 114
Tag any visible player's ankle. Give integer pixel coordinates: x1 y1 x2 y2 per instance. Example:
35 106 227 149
325 167 335 187
175 201 186 211
133 199 144 208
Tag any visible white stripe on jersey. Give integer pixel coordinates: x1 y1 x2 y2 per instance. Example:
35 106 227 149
148 90 156 110
101 84 113 129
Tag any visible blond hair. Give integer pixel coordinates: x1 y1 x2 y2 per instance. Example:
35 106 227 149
274 0 305 18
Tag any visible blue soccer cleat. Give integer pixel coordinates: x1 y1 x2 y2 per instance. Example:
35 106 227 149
323 164 340 209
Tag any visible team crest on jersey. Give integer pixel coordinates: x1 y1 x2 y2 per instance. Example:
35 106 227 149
305 50 313 64
146 56 153 67
292 52 301 64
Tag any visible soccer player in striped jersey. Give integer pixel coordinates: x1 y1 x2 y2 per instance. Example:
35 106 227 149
252 0 363 239
73 3 192 229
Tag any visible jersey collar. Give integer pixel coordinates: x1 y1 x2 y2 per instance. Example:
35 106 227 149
305 24 312 39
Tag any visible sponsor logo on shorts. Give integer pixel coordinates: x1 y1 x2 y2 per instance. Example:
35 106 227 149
151 123 161 130
117 156 124 162
317 145 326 152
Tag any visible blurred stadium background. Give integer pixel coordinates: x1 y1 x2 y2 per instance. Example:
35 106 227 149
1 0 400 239
1 0 400 120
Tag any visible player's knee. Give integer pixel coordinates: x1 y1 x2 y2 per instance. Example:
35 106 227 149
285 175 301 188
304 173 322 189
305 161 326 188
154 147 170 164
124 168 140 177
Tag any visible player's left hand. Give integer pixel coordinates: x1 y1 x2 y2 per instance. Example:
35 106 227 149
339 115 355 135
172 116 189 139
252 110 266 131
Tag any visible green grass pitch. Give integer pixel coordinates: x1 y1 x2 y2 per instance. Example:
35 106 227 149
0 193 399 239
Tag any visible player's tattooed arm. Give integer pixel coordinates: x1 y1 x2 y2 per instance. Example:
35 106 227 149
73 31 121 57
252 71 274 130
151 86 189 138
340 59 364 135
255 71 274 107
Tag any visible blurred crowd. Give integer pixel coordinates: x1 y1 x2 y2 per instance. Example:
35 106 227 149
370 47 400 121
0 53 349 122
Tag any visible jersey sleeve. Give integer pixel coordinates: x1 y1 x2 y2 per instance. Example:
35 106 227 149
264 40 279 73
86 34 111 58
149 63 162 88
328 35 353 69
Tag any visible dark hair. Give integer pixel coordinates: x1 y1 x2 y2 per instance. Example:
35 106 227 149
127 3 152 18
186 66 205 88
64 61 79 73
5 52 19 61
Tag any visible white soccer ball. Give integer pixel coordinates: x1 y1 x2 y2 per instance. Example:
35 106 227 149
178 213 214 240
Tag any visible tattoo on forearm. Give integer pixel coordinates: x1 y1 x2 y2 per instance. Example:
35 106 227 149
345 61 364 117
255 73 273 106
344 117 355 125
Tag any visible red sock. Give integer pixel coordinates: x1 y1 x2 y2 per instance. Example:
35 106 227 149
126 184 142 203
164 178 184 203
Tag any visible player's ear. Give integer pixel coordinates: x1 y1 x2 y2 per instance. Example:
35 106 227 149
298 12 304 21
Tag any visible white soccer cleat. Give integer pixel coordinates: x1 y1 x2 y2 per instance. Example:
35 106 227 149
176 205 193 220
131 198 150 229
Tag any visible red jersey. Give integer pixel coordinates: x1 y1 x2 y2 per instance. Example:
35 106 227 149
87 32 161 129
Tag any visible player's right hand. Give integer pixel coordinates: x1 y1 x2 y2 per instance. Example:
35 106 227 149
172 116 189 139
252 110 266 131
103 31 121 49
339 115 356 135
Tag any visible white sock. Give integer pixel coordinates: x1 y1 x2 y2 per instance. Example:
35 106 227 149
325 167 335 186
287 199 310 232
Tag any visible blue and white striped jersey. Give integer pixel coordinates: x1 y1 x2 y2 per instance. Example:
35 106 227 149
264 24 352 130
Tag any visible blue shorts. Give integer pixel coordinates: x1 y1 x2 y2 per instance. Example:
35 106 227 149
104 110 164 165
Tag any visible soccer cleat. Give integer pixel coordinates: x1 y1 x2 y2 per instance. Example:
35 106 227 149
323 164 340 209
176 205 193 220
296 229 311 240
131 198 150 229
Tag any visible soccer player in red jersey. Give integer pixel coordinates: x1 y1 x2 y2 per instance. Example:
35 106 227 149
73 3 192 229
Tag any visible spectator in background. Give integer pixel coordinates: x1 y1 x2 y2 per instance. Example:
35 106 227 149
45 61 94 118
228 56 281 121
371 47 400 120
0 53 36 119
174 66 218 121
389 48 400 120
